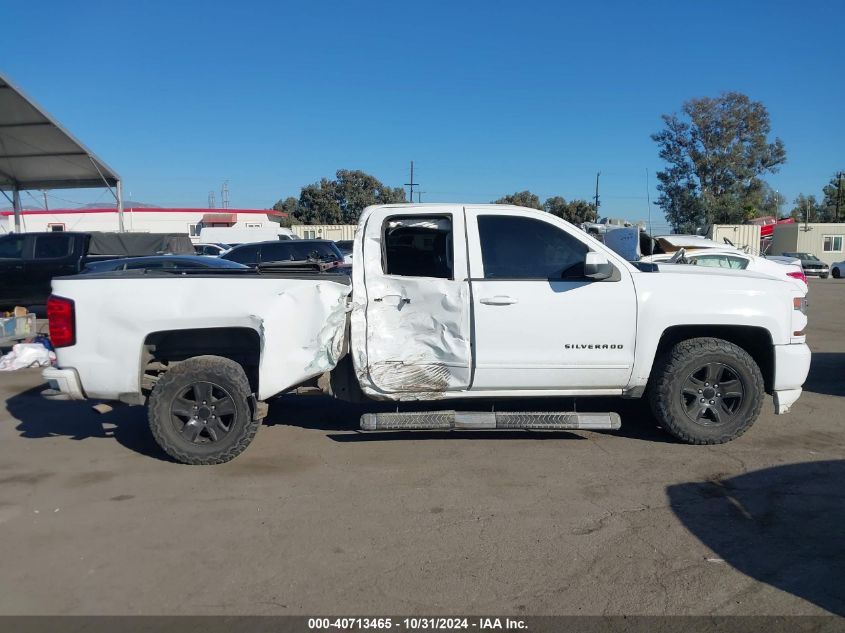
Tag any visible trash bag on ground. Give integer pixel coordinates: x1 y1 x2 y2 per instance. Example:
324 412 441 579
0 343 56 371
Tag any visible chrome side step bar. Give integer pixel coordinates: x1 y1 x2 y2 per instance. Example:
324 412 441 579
360 410 621 431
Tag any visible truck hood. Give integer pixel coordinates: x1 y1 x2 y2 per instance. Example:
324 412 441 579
652 262 794 286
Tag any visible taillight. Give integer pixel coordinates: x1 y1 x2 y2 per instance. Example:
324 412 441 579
47 295 76 348
787 271 807 284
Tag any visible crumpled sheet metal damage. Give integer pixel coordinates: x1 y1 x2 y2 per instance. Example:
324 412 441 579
304 284 351 375
350 208 471 400
255 280 351 400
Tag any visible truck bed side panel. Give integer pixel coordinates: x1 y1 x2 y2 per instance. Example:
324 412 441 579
51 276 350 401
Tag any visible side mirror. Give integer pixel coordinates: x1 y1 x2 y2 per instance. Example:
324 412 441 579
584 252 613 280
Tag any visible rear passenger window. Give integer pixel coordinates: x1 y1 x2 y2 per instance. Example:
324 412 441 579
383 216 453 279
477 215 588 279
0 235 25 258
33 234 72 259
225 245 259 266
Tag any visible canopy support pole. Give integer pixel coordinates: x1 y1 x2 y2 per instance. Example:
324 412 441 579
12 186 21 233
116 179 125 232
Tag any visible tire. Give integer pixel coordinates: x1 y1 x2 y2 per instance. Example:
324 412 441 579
148 355 259 465
821 273 829 279
649 338 764 445
833 268 841 279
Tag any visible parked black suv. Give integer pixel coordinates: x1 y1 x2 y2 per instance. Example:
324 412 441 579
221 239 347 270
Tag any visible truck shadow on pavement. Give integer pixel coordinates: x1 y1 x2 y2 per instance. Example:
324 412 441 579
668 460 845 616
7 385 173 462
265 394 673 443
801 352 845 397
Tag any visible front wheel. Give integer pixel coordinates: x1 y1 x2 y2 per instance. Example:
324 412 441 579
833 268 841 279
649 338 764 444
148 355 260 464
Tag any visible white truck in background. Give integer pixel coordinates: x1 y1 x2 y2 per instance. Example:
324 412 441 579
43 204 811 464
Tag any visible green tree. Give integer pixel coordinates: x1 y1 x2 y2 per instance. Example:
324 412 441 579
652 92 787 232
820 172 845 222
492 191 543 210
790 194 822 223
543 196 598 224
270 196 299 227
295 169 405 225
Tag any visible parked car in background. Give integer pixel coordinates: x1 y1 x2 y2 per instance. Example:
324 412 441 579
82 255 248 274
0 231 194 311
642 248 808 293
831 259 845 279
335 239 354 264
221 239 348 271
782 252 830 278
198 227 294 246
193 243 230 256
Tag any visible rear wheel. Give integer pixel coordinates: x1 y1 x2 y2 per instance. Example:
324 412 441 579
148 355 259 464
649 338 764 444
833 267 841 279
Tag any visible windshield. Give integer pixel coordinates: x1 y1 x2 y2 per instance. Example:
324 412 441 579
261 241 342 264
335 240 353 256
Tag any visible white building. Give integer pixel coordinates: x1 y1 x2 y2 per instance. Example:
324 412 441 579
0 207 289 242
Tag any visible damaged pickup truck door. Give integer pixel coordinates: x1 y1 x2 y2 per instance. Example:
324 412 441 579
466 208 638 391
358 207 472 395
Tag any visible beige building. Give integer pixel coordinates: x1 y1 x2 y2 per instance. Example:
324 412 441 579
291 224 357 241
709 224 763 254
770 223 845 265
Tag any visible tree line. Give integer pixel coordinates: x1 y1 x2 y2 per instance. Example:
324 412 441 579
272 93 841 232
272 174 597 226
651 91 842 232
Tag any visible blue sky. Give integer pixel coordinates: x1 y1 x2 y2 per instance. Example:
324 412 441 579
2 0 842 227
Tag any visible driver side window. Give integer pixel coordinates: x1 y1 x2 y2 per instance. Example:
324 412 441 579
477 215 588 279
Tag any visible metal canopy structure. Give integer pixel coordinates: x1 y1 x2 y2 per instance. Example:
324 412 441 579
0 72 124 232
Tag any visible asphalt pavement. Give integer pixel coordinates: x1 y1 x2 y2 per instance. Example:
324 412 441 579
0 279 843 616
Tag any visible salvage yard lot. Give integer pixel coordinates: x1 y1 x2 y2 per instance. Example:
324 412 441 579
1 280 843 616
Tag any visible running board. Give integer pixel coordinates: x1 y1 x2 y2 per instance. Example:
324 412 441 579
360 410 621 431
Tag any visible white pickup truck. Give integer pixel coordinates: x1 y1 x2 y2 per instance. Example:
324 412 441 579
43 204 811 464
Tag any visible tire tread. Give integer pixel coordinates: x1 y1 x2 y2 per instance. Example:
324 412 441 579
649 337 764 445
148 355 259 465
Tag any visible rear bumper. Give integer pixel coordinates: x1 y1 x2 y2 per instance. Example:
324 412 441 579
804 267 829 277
41 366 86 400
772 343 811 414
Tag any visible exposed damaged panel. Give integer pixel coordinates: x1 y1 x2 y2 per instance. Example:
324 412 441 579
351 205 471 399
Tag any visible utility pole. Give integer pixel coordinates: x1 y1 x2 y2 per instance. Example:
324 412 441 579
208 191 216 208
594 171 601 214
416 191 426 203
836 172 843 223
404 161 419 203
42 190 49 211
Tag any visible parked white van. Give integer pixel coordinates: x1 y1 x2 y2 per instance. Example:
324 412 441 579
198 226 295 246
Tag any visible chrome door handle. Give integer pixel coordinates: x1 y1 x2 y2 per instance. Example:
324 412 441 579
479 296 518 305
374 294 410 304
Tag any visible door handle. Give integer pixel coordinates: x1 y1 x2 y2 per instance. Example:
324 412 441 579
479 295 518 305
374 294 411 304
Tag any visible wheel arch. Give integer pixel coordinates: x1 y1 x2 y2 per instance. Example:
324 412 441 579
140 327 262 397
654 325 774 394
